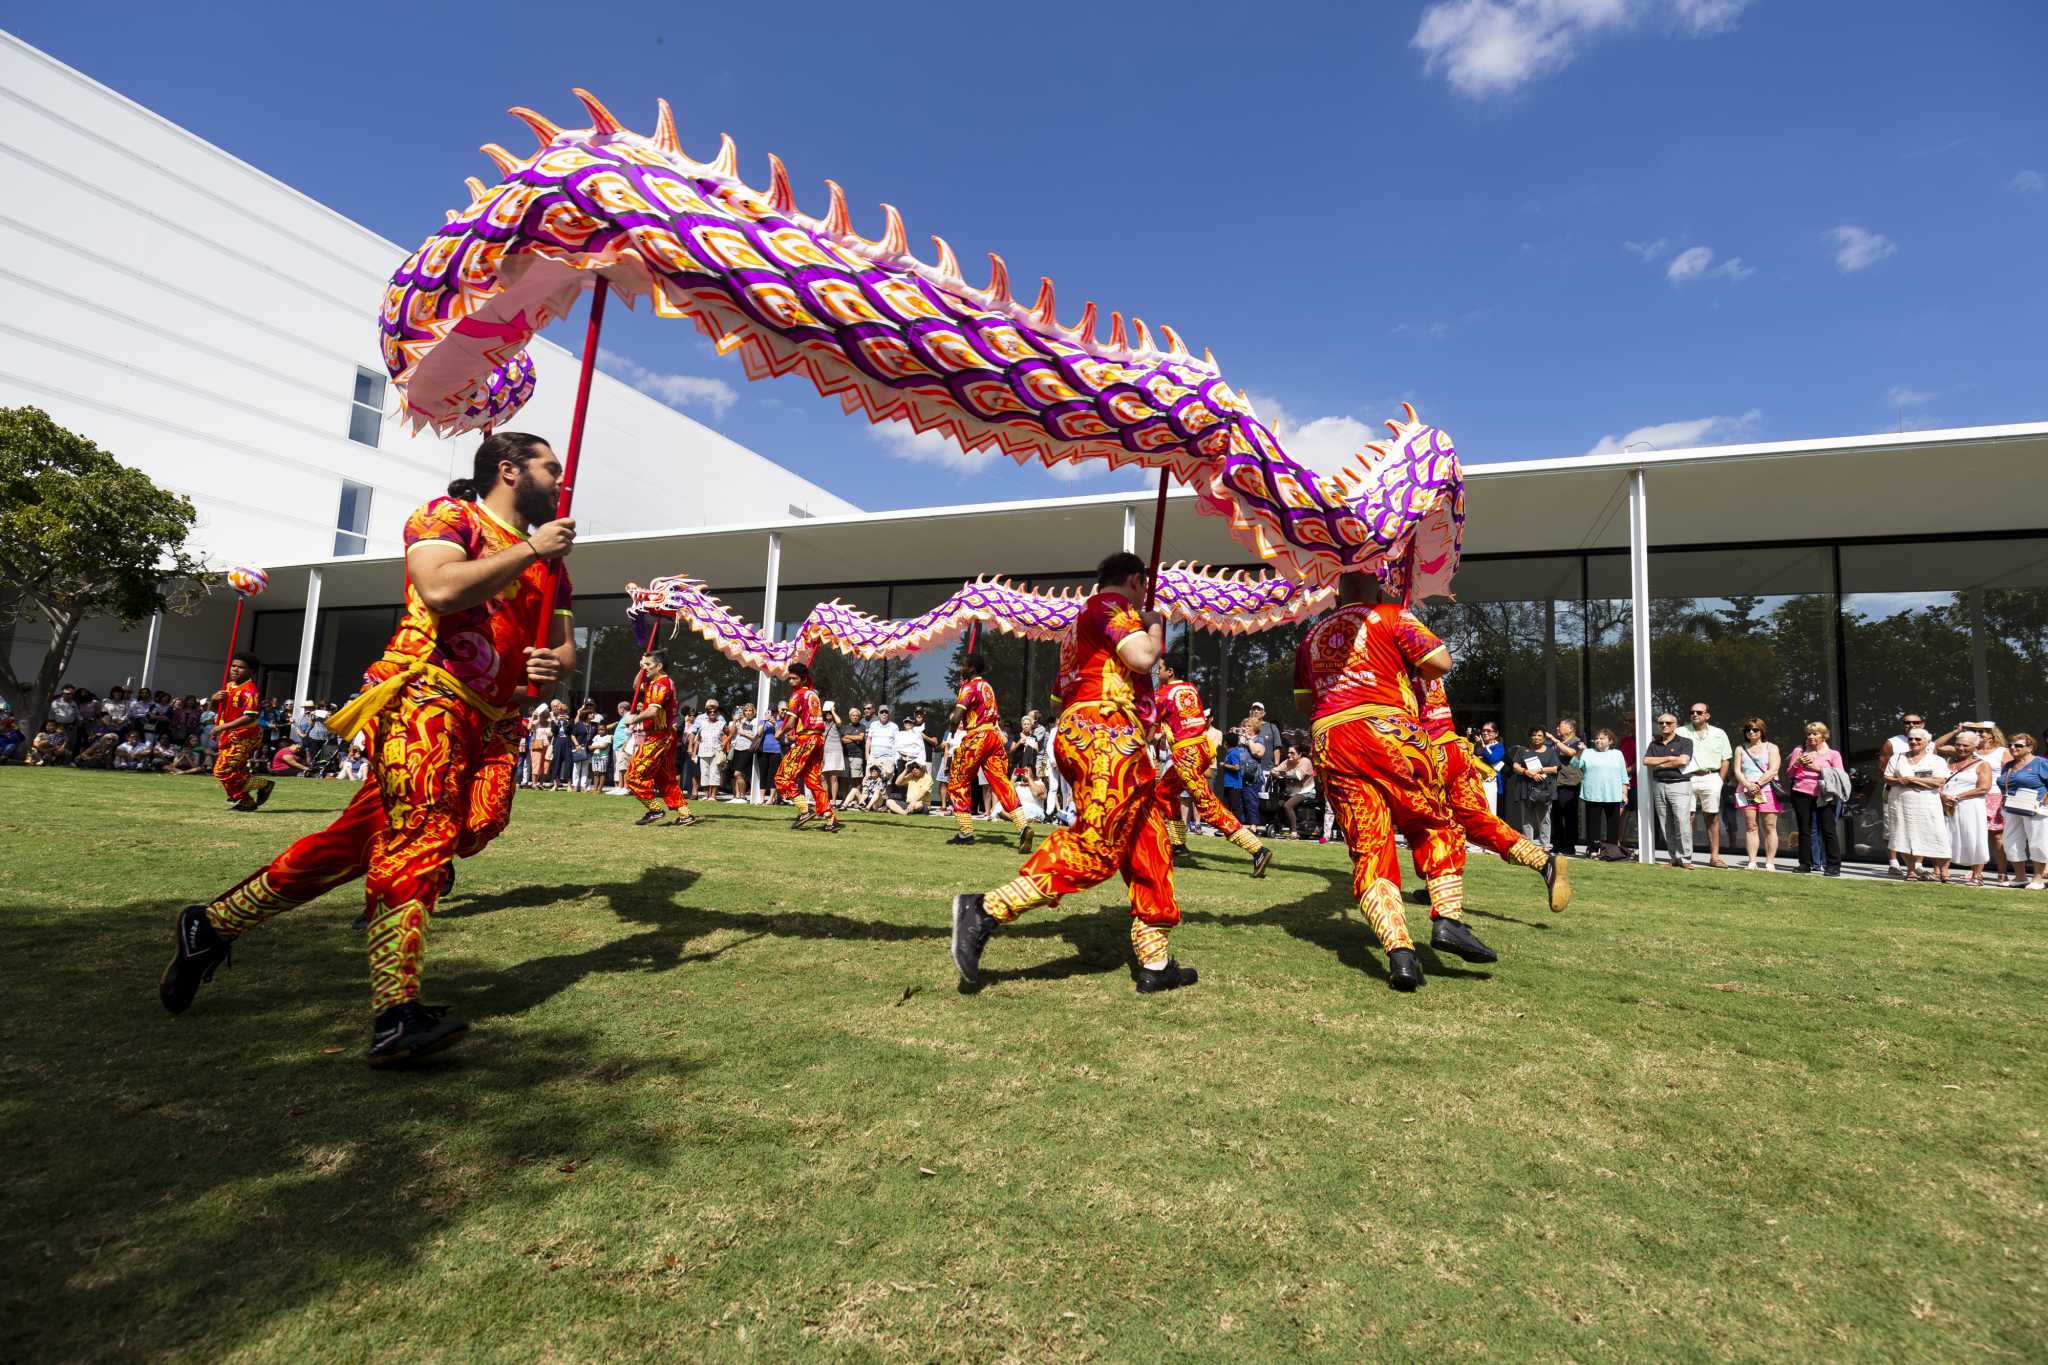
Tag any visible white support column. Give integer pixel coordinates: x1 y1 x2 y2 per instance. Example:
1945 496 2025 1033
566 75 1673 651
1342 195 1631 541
755 531 782 716
1967 588 1991 720
1122 505 1136 553
293 568 323 723
1628 470 1655 864
138 611 163 693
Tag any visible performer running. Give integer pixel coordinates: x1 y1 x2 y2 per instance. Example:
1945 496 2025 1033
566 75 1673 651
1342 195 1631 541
625 650 694 827
944 651 1035 852
1152 659 1269 876
211 652 274 811
1293 572 1471 992
951 552 1192 995
1413 674 1570 919
159 432 577 1065
778 661 841 833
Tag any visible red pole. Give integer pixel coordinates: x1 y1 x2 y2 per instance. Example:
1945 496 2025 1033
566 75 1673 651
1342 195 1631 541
528 278 608 696
1143 468 1170 608
218 596 246 690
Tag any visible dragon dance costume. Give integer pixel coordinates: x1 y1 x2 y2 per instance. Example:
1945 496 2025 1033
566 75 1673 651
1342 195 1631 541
947 674 1029 841
776 682 838 829
1153 676 1267 870
626 670 688 817
1294 602 1465 962
1417 676 1569 911
187 496 570 1017
211 678 272 809
973 590 1180 970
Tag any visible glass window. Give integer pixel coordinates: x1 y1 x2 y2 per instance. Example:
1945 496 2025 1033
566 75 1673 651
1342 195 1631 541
333 480 372 556
348 368 385 448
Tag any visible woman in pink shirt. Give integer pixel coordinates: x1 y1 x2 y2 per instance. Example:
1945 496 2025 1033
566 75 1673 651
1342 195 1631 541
1787 721 1847 876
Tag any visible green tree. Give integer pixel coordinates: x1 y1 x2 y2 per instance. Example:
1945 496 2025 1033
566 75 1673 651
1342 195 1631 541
0 407 203 723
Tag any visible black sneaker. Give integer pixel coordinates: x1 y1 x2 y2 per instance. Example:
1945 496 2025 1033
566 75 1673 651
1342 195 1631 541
1408 886 1430 906
818 820 842 833
945 833 977 846
366 1001 469 1067
665 814 694 827
792 810 815 830
160 906 231 1014
634 810 663 826
231 795 259 812
1387 947 1425 992
1542 852 1573 912
951 893 997 992
1430 917 1498 964
1016 824 1036 857
250 777 276 810
1250 847 1273 879
1135 958 1199 993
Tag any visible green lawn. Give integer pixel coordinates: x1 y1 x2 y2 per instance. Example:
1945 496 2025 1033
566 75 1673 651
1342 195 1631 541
1 768 2042 1361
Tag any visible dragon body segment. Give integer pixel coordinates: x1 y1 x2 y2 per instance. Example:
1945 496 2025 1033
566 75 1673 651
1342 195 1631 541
626 565 1333 679
384 92 1464 593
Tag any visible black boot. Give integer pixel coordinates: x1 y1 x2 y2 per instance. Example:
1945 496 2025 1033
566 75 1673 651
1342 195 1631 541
1250 847 1273 879
951 893 997 992
1430 917 1498 964
1135 958 1199 993
160 906 232 1014
1387 947 1425 992
945 833 977 846
633 809 663 826
250 777 276 810
1408 886 1430 905
366 1001 470 1067
1016 823 1036 856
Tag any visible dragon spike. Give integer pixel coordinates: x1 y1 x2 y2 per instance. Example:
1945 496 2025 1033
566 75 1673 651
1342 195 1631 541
985 252 1012 304
464 176 490 202
766 154 795 213
929 235 963 281
1077 300 1099 341
1031 276 1057 327
878 203 909 257
571 88 624 135
479 142 520 175
1129 317 1153 352
507 106 564 149
653 98 681 154
1400 400 1420 425
823 180 853 237
710 133 738 179
1109 310 1127 348
1161 324 1190 357
1204 347 1217 369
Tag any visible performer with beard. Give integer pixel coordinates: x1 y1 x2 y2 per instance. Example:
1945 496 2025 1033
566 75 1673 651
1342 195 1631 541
210 652 274 811
778 662 842 833
626 650 694 826
950 552 1193 995
1152 658 1269 875
944 651 1035 851
1294 572 1478 992
159 432 577 1065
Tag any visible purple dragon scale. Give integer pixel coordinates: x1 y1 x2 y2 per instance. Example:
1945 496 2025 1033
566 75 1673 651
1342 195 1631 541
381 92 1464 595
625 565 1334 677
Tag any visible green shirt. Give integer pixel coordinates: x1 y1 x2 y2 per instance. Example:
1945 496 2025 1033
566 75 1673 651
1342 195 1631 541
1685 724 1733 776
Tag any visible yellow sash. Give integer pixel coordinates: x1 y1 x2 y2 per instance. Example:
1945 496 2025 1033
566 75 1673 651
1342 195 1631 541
325 655 509 740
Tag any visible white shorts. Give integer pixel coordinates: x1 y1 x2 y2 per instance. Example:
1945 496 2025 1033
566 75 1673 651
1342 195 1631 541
698 756 722 784
2005 811 2048 865
1690 772 1724 814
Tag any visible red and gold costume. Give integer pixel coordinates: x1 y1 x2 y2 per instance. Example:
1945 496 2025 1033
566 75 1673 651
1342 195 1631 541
626 671 687 814
1152 676 1265 861
981 591 1177 964
775 682 835 822
1294 602 1465 953
1415 675 1555 887
947 674 1026 838
212 678 269 806
199 496 569 1014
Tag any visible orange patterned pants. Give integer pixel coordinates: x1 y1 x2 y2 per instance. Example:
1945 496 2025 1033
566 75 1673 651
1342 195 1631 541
626 730 686 813
1314 712 1465 903
776 731 831 815
948 726 1019 815
1154 738 1240 837
213 725 263 803
985 705 1176 927
1438 737 1523 858
203 678 516 1013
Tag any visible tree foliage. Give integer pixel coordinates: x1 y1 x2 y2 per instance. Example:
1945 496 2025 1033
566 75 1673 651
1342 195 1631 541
0 407 204 720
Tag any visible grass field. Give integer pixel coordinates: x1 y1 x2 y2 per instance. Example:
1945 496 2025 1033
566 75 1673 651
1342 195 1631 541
1 768 2043 1361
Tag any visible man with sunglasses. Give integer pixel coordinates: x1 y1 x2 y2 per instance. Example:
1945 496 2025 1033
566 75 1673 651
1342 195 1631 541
1642 712 1697 867
1878 709 1925 875
1683 702 1734 868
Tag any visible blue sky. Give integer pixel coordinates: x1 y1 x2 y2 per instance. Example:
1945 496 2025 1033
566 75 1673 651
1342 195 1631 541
11 1 2044 511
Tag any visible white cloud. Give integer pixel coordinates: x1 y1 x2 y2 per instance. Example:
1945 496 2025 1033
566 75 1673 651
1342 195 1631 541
1888 386 1934 407
1412 0 1750 99
1623 237 1670 262
1709 256 1756 281
1245 392 1377 479
1662 244 1754 284
2010 169 2045 193
1825 224 1897 273
869 422 995 475
1392 320 1454 339
596 348 737 419
1585 408 1761 455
